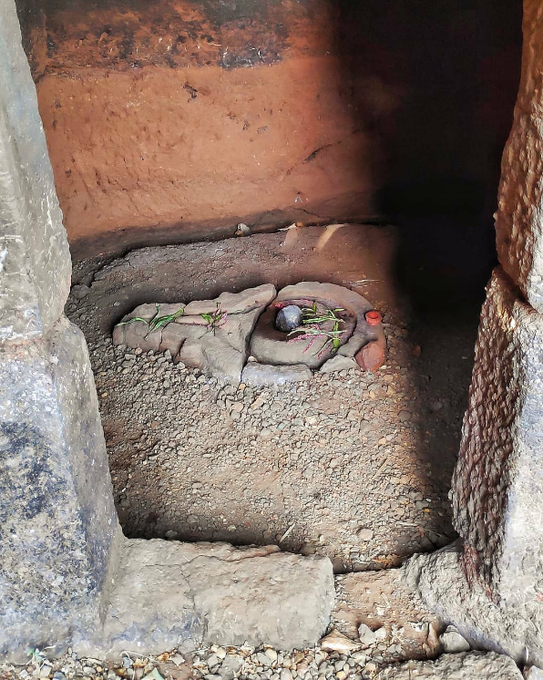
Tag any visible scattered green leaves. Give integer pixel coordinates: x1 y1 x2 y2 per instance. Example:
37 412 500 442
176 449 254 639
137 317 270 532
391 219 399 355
201 303 228 334
115 304 184 337
287 301 346 357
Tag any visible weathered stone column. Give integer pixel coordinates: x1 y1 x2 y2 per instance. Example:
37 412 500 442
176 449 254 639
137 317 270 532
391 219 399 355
408 0 543 665
0 0 120 658
454 0 543 612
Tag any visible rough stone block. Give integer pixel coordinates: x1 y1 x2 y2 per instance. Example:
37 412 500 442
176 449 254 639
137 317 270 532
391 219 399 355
99 539 204 656
0 316 119 659
451 267 543 608
97 540 334 656
319 354 358 373
380 651 523 679
0 0 71 342
495 0 543 312
188 547 334 650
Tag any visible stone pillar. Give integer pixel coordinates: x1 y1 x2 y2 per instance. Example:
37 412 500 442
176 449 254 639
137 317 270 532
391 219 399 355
451 0 543 611
495 0 543 314
0 0 120 658
410 0 543 664
0 0 70 343
451 267 543 611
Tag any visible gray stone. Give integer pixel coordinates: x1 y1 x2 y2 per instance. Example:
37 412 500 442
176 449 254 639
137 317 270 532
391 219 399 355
241 362 312 386
206 654 221 670
452 267 543 609
183 284 276 316
275 305 302 333
219 656 243 680
319 354 358 373
96 541 334 656
357 623 377 647
440 625 471 653
71 284 91 300
0 316 120 659
525 667 543 680
235 222 251 236
380 651 523 679
0 0 71 343
255 652 272 667
186 545 334 650
356 529 374 542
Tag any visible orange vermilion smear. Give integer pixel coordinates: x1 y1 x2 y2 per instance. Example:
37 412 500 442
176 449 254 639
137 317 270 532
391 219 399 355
365 310 382 325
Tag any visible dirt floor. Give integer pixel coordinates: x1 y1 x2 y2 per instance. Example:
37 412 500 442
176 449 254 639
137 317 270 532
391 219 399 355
66 223 479 571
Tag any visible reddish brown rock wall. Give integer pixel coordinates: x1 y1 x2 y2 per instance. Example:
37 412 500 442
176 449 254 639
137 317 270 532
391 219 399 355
16 0 522 257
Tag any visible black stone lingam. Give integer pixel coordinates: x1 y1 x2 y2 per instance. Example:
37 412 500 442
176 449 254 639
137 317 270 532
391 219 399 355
275 304 303 332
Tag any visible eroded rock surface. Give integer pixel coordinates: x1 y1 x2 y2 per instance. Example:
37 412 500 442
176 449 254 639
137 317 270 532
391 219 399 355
405 547 543 667
496 0 543 312
380 652 523 679
451 267 543 609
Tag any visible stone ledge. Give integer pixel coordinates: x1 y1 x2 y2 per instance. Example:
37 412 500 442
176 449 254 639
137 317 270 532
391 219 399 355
87 539 335 657
380 650 523 679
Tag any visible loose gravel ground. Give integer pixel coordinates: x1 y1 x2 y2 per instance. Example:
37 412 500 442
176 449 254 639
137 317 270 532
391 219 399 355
76 319 461 570
0 645 395 680
64 225 476 570
0 638 427 680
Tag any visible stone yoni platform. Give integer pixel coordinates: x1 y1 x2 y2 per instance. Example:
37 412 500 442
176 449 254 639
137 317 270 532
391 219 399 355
112 282 385 384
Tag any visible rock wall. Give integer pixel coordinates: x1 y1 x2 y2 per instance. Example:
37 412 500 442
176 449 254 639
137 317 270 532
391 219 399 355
15 0 522 257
